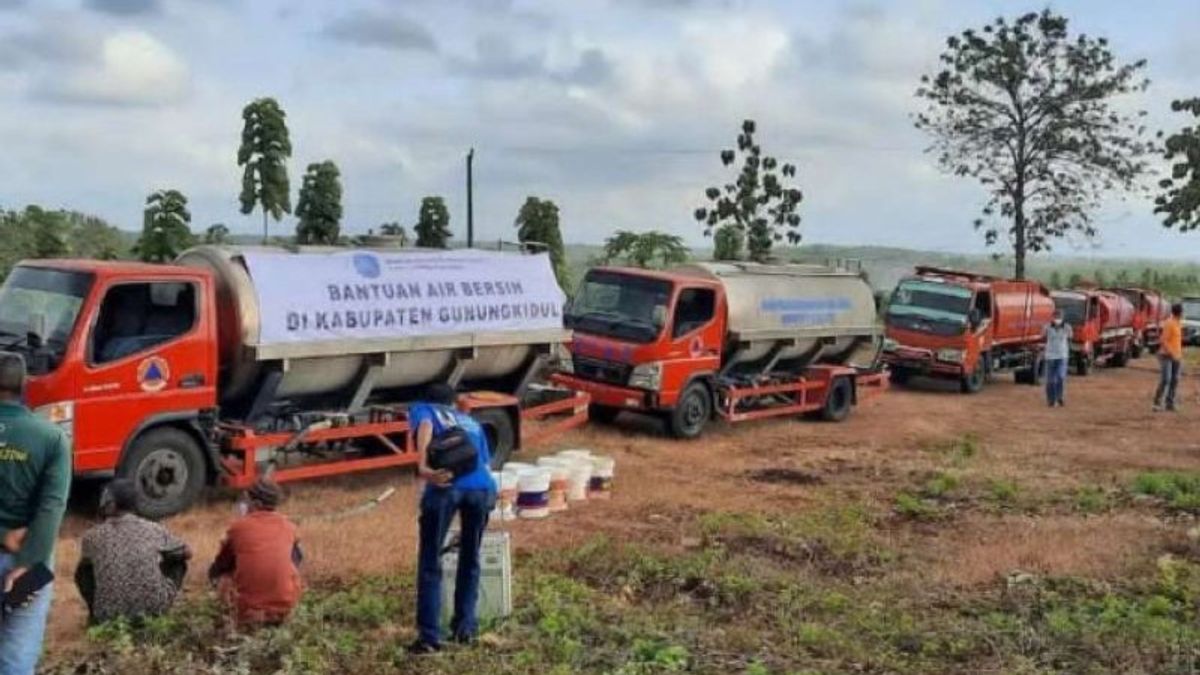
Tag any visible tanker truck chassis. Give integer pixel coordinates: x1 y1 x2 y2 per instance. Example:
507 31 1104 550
554 263 886 438
0 248 588 517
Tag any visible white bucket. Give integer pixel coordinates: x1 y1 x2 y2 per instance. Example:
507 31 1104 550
488 470 502 519
557 449 592 462
588 455 615 499
502 462 535 473
564 459 592 502
497 470 521 520
517 468 552 519
536 458 571 512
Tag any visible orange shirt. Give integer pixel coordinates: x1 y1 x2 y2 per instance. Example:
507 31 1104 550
210 511 302 624
1162 317 1184 360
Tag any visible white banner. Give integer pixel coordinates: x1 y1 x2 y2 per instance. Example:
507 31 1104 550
241 249 566 346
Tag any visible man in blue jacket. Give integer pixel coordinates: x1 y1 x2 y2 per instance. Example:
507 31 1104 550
0 353 71 675
408 384 497 654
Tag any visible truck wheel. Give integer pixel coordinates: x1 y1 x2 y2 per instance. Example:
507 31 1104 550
820 377 854 422
588 404 621 425
120 427 207 519
960 361 985 394
1075 354 1091 377
888 368 911 386
1015 358 1042 386
1131 342 1144 359
1112 346 1130 368
668 382 712 439
474 408 516 469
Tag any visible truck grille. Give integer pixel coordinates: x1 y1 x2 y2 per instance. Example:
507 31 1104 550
573 356 631 386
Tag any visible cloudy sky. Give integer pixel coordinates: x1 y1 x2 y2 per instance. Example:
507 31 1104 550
1 0 1197 258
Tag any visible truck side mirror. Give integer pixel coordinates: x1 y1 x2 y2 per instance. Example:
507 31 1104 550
652 305 668 328
968 308 982 329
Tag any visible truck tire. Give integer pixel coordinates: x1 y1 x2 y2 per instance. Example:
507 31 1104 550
960 360 985 394
1015 357 1043 385
473 408 516 469
819 377 854 422
120 427 207 519
1075 353 1091 377
1131 341 1144 359
1112 345 1131 368
668 381 712 439
888 368 911 386
588 404 621 425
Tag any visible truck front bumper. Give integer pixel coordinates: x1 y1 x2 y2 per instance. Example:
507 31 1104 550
549 373 657 411
881 348 964 377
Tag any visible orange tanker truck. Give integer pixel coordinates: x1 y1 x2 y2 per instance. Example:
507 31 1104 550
551 262 884 438
0 246 588 517
1051 288 1136 375
882 266 1055 393
1105 287 1169 356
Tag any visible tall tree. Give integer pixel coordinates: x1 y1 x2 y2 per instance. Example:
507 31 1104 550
1048 270 1062 289
514 196 569 289
294 160 343 245
379 222 409 246
601 230 689 268
915 10 1151 280
204 223 230 244
237 97 292 243
694 119 803 263
1155 98 1200 232
67 213 123 259
22 206 69 258
713 225 744 261
414 196 452 248
135 189 194 263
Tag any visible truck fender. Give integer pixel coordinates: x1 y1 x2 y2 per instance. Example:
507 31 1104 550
679 372 716 408
119 411 220 485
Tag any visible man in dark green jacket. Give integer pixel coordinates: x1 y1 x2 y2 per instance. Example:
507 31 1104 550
0 353 71 675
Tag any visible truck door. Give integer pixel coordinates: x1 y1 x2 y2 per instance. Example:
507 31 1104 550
73 278 216 472
661 286 722 402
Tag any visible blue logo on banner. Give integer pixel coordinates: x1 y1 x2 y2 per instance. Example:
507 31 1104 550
353 253 381 279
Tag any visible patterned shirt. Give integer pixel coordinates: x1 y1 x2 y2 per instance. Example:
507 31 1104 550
80 514 187 622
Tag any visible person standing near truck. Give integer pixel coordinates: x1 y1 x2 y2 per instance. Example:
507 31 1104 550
0 353 71 675
1154 303 1185 412
1043 309 1072 407
409 383 497 654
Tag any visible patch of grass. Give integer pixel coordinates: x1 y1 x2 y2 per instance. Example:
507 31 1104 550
921 471 960 499
894 491 943 521
921 433 980 464
985 479 1020 507
1073 485 1115 515
1132 472 1200 512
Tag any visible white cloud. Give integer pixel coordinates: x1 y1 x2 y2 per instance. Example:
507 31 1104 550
35 30 189 107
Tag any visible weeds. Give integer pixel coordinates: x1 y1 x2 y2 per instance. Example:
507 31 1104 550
920 433 980 465
1132 472 1200 512
1073 485 1115 515
986 479 1020 508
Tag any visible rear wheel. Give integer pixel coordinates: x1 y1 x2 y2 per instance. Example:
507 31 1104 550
819 377 854 422
960 360 985 394
1075 353 1091 377
668 381 712 439
588 404 621 425
1015 356 1043 385
473 408 516 469
1131 341 1144 359
1112 345 1131 368
888 368 911 386
120 427 207 519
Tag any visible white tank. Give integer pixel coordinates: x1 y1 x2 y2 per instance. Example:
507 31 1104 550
672 262 879 367
176 246 570 405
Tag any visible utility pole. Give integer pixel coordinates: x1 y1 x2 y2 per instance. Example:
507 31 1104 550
466 147 475 248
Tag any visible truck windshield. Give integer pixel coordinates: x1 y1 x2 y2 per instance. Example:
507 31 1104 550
0 266 93 374
566 271 669 344
1183 300 1200 321
1053 295 1087 326
886 280 971 331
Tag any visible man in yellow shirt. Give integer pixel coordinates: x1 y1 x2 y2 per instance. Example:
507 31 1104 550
1155 303 1184 412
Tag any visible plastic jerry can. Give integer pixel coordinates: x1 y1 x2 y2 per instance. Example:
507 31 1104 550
440 530 513 625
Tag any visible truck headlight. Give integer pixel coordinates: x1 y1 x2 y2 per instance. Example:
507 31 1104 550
556 343 574 374
935 348 965 363
882 338 899 352
628 362 663 390
34 400 74 439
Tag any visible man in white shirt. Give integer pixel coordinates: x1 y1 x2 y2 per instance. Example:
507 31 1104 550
1043 310 1072 407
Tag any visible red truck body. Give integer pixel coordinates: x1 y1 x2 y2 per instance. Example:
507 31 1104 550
882 266 1055 393
1051 289 1136 375
1105 287 1167 355
551 264 884 439
2 259 587 516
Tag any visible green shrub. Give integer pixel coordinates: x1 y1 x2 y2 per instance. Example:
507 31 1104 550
1132 472 1200 512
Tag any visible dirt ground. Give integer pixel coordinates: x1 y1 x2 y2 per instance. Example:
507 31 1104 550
42 358 1200 659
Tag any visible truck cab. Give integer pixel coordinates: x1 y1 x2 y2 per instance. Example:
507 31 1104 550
1 260 218 516
1182 297 1200 346
554 267 725 434
882 275 994 392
